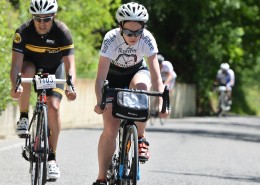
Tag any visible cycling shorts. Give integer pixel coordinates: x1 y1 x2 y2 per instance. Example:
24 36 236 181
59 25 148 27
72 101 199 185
25 60 65 100
107 66 150 88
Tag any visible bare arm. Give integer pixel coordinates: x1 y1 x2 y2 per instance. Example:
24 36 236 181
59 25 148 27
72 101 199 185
95 56 111 104
94 56 111 114
63 54 77 100
164 71 174 87
10 51 24 99
147 54 169 117
147 54 164 92
63 54 76 85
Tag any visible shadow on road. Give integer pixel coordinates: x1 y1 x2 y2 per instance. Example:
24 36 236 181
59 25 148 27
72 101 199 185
146 127 260 143
149 170 260 184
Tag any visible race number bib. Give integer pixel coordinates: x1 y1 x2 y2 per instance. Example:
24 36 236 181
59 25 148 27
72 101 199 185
35 75 56 90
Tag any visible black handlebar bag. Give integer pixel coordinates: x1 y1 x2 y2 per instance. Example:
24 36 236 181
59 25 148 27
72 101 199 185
112 91 149 122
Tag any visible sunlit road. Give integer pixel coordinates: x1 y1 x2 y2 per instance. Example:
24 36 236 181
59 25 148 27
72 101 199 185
1 116 260 185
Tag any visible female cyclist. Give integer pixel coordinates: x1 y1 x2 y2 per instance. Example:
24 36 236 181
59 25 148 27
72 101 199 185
93 2 168 184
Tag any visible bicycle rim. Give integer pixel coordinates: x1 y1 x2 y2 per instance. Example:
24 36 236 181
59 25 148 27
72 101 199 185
29 113 38 185
120 125 138 185
35 106 48 185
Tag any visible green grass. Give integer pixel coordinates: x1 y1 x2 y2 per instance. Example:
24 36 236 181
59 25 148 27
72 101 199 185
245 85 260 116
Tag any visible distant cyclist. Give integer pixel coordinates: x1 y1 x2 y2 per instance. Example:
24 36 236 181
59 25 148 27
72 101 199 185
157 54 177 92
10 0 77 180
214 63 235 104
93 2 168 185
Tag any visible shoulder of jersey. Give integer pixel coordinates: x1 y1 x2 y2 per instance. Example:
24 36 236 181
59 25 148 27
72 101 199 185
106 28 118 37
54 20 71 33
13 21 31 44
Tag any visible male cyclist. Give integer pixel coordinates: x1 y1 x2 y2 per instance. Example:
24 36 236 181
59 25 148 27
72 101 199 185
157 54 177 92
10 0 77 180
93 2 169 184
214 63 235 104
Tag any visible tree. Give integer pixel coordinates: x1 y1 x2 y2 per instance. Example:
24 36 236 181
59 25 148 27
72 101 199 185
0 0 20 113
124 0 260 115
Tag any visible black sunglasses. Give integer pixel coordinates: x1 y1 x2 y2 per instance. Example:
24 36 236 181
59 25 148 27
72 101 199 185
122 28 143 37
33 16 54 23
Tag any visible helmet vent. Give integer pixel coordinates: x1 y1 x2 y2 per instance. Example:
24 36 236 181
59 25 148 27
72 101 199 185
35 1 40 11
125 11 130 17
47 5 54 11
43 0 48 9
30 7 36 12
133 7 136 13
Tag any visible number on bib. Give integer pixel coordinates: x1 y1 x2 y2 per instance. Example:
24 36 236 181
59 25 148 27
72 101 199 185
35 75 56 90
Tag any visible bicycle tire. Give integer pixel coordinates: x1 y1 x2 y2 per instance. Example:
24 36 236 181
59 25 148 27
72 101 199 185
29 113 38 185
119 125 138 185
34 105 48 185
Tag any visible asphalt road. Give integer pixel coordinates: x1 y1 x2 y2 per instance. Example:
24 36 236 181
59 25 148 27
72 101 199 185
1 116 260 185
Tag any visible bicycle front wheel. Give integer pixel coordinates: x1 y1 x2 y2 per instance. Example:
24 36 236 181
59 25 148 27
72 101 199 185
34 105 49 185
119 124 138 185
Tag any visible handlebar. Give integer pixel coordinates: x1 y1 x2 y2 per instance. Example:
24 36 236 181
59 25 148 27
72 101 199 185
14 72 75 93
100 80 170 113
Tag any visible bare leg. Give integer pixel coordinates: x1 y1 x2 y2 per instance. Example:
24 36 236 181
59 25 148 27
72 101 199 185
129 71 151 137
19 61 35 112
46 96 61 154
97 104 120 181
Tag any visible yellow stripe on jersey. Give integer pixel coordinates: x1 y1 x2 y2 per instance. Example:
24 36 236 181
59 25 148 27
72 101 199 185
25 44 74 53
53 88 64 95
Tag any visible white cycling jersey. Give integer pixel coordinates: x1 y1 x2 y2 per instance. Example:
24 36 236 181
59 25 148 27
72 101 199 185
216 69 235 89
160 61 177 89
100 28 158 69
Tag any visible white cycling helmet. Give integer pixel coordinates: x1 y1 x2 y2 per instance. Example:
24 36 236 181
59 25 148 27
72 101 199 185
220 63 230 71
116 2 149 23
29 0 58 15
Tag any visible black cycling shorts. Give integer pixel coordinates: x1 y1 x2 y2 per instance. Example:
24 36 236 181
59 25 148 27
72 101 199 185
107 66 149 88
25 60 65 100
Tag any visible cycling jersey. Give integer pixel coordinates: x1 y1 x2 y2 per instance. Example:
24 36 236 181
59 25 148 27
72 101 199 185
216 69 235 87
100 28 158 77
12 19 74 99
160 61 177 89
12 19 74 69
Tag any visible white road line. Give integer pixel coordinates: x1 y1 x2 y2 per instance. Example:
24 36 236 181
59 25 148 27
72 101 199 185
0 142 24 151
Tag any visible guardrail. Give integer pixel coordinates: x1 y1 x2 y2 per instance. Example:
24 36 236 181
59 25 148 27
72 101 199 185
0 79 196 138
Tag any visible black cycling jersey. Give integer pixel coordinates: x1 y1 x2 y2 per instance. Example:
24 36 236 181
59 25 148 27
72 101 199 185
12 19 74 69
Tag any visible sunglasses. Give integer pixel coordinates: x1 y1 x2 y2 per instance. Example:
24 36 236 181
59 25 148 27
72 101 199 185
33 16 54 23
122 28 143 37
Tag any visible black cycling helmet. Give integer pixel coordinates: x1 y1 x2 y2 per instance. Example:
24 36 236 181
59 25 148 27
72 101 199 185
157 54 164 64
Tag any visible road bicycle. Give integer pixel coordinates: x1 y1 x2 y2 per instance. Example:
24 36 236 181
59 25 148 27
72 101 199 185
100 80 169 185
217 86 231 117
15 70 74 185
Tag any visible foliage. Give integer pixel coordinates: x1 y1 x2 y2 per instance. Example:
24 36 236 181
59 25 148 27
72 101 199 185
0 0 20 113
125 0 260 115
57 0 121 78
1 0 260 115
0 0 120 114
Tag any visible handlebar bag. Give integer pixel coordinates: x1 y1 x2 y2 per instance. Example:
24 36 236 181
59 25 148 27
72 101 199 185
112 91 149 122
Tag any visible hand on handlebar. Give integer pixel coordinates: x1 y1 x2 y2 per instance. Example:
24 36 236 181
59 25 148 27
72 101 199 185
65 88 77 101
158 101 170 118
65 74 77 101
159 109 169 118
94 103 107 114
11 85 23 100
